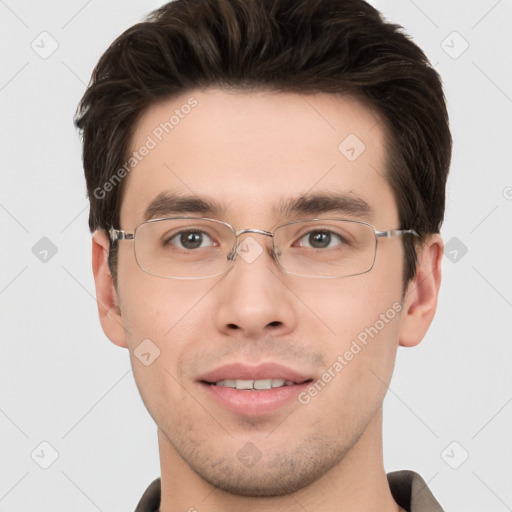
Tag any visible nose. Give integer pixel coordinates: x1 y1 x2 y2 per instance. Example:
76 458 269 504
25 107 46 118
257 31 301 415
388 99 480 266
214 234 298 339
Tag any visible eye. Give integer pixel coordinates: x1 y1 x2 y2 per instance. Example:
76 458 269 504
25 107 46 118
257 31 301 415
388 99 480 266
168 230 216 250
297 229 345 249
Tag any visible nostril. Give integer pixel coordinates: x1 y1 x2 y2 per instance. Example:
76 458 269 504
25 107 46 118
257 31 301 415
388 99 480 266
267 321 282 328
227 323 239 330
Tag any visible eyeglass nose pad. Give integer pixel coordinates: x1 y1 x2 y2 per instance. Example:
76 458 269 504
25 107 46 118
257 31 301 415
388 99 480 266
225 238 272 263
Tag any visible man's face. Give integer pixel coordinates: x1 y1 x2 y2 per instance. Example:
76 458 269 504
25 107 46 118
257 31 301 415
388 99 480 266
115 88 406 495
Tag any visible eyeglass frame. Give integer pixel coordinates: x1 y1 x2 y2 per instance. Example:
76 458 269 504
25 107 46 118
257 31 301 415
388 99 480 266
109 216 420 280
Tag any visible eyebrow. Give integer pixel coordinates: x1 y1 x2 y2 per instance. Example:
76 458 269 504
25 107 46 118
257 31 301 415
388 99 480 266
277 192 373 220
143 192 224 221
142 191 373 223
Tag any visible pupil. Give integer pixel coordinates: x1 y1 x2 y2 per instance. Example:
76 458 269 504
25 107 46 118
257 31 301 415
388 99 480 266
181 231 202 249
309 230 330 248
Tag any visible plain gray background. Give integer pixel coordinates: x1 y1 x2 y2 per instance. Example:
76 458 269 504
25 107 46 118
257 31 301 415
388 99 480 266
1 1 511 511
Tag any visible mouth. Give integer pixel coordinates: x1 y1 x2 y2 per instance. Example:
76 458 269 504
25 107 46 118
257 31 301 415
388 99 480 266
207 378 299 390
198 363 314 416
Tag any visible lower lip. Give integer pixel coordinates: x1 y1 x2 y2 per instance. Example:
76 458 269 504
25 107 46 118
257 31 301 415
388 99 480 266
199 382 310 416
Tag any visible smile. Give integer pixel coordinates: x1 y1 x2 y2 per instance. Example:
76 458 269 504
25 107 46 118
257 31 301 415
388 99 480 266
198 363 314 416
211 378 297 389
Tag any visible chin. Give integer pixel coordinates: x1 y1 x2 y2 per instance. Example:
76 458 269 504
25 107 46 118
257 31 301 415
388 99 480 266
197 465 319 497
185 442 348 497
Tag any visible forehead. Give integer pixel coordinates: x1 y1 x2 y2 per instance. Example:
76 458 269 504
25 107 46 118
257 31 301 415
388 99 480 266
120 88 396 228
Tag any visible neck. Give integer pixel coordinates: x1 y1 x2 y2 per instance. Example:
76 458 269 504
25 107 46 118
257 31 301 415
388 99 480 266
157 409 402 512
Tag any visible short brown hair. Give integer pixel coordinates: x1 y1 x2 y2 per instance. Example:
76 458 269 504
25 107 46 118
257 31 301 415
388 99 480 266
75 0 451 287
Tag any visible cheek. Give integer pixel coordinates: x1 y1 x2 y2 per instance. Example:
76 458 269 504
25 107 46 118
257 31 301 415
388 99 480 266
117 271 221 390
297 307 402 438
119 279 215 427
117 256 216 344
290 268 403 411
290 258 403 338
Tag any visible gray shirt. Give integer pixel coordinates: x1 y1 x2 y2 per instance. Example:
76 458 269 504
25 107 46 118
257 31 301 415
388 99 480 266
134 470 444 511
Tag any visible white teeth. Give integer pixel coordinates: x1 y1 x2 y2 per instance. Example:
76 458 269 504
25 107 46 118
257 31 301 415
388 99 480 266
254 379 272 390
214 378 295 389
235 379 254 390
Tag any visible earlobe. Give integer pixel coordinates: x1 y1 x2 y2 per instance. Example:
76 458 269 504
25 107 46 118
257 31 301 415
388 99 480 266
91 231 128 348
399 234 443 347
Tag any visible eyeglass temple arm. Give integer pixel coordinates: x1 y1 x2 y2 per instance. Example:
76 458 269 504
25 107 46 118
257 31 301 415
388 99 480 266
375 229 420 239
109 228 134 241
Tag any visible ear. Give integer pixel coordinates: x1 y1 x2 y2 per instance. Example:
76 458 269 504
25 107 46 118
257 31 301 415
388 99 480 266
399 234 443 347
91 230 128 348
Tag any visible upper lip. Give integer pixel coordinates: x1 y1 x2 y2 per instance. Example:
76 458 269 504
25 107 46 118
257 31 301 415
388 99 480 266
198 363 313 384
